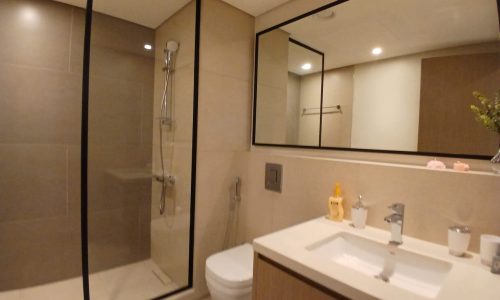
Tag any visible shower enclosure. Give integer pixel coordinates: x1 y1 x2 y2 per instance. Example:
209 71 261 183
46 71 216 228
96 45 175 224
0 0 199 299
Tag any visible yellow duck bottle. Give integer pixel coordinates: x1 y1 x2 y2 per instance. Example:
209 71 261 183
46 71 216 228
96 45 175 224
328 183 344 221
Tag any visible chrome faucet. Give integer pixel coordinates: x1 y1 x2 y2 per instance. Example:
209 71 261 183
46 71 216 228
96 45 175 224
384 203 405 245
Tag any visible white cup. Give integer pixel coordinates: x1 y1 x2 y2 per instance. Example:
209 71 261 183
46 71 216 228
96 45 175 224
480 234 500 266
448 226 471 257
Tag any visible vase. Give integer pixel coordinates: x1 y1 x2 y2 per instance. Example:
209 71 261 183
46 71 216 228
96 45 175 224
492 148 500 174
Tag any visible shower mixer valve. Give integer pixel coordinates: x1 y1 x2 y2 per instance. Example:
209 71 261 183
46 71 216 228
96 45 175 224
153 173 176 185
160 117 173 126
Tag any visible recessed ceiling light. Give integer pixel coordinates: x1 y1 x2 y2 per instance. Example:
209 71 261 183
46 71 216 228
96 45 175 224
144 44 153 50
301 63 312 70
372 47 383 55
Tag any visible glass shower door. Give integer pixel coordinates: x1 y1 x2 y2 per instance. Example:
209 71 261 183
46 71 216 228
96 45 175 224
86 0 198 299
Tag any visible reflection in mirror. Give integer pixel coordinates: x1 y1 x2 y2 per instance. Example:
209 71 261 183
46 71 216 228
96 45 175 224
255 32 323 146
254 0 500 158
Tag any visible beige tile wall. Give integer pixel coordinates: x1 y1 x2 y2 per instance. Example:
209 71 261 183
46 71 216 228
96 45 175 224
0 0 155 290
85 8 155 274
0 0 84 290
189 0 254 298
239 150 500 253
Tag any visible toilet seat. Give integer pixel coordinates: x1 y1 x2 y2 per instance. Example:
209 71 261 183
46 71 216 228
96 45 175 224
206 243 254 289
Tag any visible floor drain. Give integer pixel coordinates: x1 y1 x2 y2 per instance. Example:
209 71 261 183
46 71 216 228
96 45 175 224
152 270 168 286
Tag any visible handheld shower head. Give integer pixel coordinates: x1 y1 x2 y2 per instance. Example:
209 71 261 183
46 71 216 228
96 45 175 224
166 41 179 53
163 41 179 73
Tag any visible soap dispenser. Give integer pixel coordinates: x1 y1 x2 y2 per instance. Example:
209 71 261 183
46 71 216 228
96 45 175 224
351 195 368 229
328 183 344 221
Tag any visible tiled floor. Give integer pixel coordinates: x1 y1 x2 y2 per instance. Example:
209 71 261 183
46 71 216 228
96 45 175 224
0 259 179 300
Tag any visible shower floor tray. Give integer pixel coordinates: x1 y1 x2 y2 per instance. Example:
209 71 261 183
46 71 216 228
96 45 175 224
0 259 179 300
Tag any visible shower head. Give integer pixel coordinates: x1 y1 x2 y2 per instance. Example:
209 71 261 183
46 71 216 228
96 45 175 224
163 41 179 73
165 41 179 53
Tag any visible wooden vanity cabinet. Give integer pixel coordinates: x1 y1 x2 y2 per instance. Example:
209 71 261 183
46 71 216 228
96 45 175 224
252 253 350 300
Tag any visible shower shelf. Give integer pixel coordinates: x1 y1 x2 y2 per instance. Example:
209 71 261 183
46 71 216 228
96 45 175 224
105 168 152 181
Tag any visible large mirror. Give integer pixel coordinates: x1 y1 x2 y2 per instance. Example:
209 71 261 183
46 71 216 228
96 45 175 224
253 0 500 158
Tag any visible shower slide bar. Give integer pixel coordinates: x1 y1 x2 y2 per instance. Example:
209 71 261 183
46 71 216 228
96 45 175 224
158 40 179 215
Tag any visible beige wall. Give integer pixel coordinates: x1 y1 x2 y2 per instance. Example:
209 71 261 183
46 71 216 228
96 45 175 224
351 56 421 151
151 1 196 288
189 0 255 298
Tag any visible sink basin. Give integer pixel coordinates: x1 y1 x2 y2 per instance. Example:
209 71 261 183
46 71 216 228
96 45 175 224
306 232 452 299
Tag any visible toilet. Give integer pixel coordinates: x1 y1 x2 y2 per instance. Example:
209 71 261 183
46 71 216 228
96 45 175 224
205 243 254 300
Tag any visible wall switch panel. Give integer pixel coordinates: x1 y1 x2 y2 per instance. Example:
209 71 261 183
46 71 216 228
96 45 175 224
265 163 282 192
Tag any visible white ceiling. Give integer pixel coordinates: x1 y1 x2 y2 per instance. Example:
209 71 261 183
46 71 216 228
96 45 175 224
52 0 290 28
281 0 500 70
221 0 291 16
52 0 190 28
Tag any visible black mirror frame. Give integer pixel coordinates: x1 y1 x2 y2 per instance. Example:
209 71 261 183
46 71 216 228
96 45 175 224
252 0 498 160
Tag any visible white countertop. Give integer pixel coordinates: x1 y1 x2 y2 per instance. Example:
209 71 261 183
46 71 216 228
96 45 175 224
253 217 500 300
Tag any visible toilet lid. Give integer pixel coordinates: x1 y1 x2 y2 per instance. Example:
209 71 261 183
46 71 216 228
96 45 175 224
206 243 254 288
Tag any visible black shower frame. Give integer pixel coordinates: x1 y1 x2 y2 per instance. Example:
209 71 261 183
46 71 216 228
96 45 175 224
81 0 201 299
252 0 500 160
